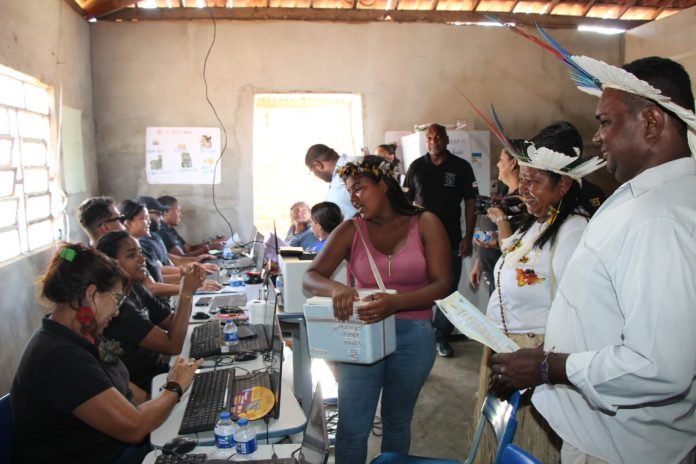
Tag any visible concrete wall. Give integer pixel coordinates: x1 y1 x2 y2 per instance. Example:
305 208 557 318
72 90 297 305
90 21 622 241
625 7 696 79
0 0 96 394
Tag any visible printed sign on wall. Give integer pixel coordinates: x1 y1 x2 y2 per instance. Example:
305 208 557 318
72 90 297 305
145 127 221 184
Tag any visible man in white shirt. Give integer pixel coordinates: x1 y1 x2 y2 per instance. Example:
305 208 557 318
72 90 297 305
489 57 696 463
305 144 357 219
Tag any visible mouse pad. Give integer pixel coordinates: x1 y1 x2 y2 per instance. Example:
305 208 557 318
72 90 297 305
231 386 275 420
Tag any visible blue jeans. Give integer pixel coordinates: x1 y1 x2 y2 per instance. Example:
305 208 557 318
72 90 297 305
434 251 463 342
335 319 436 464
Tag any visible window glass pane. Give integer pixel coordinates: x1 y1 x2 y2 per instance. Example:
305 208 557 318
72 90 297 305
0 229 21 261
0 75 24 107
0 169 16 197
0 199 18 228
17 111 49 139
23 168 48 194
0 138 12 166
24 84 49 115
0 108 9 134
25 195 50 221
21 140 46 166
27 219 53 250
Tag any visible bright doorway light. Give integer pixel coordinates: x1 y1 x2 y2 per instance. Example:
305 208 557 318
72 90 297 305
252 94 364 237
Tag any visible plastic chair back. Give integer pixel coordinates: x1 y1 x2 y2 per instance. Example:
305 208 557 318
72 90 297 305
463 391 521 464
500 444 541 464
371 451 460 464
0 393 12 464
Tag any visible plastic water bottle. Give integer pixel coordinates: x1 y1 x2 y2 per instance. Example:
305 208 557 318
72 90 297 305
474 230 492 242
222 246 232 260
223 321 239 346
234 414 257 455
214 411 236 449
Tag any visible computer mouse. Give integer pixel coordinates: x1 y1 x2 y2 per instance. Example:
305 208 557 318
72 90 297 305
234 352 259 362
162 436 197 455
192 311 211 320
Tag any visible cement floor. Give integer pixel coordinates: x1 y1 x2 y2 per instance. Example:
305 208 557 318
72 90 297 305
326 338 484 463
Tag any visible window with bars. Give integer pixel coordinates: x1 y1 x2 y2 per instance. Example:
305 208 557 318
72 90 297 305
0 65 59 263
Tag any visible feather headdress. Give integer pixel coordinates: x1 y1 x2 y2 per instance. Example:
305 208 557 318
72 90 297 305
492 17 696 157
459 92 606 181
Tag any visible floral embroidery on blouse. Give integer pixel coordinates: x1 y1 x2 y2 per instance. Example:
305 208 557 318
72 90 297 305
515 268 545 287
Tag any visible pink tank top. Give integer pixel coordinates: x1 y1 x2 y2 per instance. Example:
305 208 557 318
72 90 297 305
349 216 432 320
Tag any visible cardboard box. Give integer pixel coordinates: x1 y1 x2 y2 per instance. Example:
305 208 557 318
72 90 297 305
303 289 396 364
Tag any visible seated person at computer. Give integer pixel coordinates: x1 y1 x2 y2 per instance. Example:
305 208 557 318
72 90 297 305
303 156 451 463
77 196 126 245
157 195 225 257
307 201 343 253
10 243 203 464
120 199 221 296
138 196 220 275
285 201 318 250
96 231 206 390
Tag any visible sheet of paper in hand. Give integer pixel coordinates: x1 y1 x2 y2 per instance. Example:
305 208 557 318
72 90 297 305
436 291 519 353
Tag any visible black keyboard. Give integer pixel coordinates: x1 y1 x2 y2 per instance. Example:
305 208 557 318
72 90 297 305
154 453 207 464
179 369 234 434
180 369 275 433
189 321 222 360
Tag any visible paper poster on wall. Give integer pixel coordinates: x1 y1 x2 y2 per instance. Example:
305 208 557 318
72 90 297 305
145 127 221 184
61 106 86 194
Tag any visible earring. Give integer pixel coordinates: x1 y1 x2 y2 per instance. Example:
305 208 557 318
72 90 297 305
546 199 563 225
76 306 95 325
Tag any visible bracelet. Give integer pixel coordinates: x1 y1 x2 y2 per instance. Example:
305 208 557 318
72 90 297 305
540 348 554 384
180 293 193 304
493 216 507 224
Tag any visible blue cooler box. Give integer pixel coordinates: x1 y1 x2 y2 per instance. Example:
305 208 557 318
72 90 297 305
303 290 397 364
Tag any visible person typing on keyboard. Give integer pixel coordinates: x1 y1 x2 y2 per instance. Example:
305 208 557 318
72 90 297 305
96 231 206 391
10 243 204 464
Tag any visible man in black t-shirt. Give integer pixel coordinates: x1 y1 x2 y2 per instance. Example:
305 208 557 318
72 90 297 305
404 124 478 358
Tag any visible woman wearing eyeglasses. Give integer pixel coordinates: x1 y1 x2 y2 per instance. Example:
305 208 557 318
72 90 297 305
10 243 203 464
96 231 205 391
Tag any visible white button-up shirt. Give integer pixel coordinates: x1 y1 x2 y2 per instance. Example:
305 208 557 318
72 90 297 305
533 157 696 464
326 154 357 220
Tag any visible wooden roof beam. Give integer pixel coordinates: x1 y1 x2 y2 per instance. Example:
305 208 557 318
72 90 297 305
99 6 648 27
80 0 140 18
617 0 637 18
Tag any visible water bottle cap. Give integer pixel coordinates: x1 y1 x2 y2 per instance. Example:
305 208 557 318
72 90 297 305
219 411 231 419
238 418 248 426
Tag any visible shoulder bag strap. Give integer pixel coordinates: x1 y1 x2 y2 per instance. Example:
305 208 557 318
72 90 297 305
352 219 386 292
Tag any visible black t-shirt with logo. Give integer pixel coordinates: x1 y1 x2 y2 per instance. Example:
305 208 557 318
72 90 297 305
405 151 479 250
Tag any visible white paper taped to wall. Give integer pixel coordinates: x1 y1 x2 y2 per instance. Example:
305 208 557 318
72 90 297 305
436 291 519 353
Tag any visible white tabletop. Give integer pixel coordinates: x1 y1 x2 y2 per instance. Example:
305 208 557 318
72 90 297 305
143 444 302 463
150 369 307 448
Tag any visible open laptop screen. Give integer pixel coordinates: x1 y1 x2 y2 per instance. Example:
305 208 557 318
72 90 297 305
300 384 330 464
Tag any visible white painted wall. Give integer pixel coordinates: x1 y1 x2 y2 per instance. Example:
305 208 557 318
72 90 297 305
625 7 696 78
0 0 95 394
89 21 622 242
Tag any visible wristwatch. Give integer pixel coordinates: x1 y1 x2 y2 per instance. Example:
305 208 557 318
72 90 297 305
160 381 183 402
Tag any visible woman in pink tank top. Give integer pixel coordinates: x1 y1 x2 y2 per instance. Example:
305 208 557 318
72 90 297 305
304 156 451 463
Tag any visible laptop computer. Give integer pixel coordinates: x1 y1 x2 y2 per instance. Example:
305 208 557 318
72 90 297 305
208 384 329 464
179 317 284 434
189 298 281 358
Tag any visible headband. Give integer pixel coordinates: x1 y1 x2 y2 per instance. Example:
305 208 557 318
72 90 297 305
337 157 398 181
495 18 696 157
461 94 606 181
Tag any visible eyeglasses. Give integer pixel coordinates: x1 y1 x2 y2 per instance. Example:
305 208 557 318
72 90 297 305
109 291 128 307
100 215 125 227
